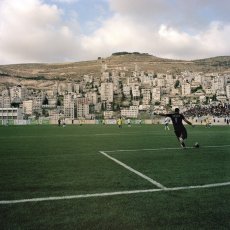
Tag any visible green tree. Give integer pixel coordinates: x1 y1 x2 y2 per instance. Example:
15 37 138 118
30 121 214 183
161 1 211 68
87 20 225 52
212 94 217 101
42 109 49 117
11 102 20 108
43 96 49 105
174 80 180 88
57 98 61 106
191 85 203 93
34 111 40 120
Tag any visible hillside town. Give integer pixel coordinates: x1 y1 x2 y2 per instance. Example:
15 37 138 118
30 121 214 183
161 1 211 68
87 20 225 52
0 63 230 125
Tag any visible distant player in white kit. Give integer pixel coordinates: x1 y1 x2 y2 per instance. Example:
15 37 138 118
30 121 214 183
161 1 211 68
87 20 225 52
127 118 131 127
164 117 170 130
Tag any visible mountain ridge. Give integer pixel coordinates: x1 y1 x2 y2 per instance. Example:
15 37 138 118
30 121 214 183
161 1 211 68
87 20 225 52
0 53 230 88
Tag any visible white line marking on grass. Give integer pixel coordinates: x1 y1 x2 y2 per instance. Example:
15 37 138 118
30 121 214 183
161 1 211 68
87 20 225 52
99 151 166 189
104 145 230 153
1 182 230 205
165 181 230 191
105 147 191 153
0 189 162 204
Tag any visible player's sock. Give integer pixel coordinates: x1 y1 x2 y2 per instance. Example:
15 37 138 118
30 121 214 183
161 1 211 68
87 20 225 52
179 137 186 148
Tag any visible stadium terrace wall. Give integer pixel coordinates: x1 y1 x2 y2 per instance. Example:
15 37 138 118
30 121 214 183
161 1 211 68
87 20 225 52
1 117 229 126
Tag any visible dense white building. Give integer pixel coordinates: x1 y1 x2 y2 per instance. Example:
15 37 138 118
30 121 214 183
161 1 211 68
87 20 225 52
141 88 151 105
23 100 33 115
181 83 191 96
140 74 154 86
0 108 23 120
157 78 166 87
212 76 225 91
0 66 230 123
123 85 131 97
194 73 202 83
85 92 98 105
10 85 26 103
171 98 183 107
226 84 230 99
64 93 75 119
67 83 74 93
152 87 161 101
76 97 89 118
32 96 43 115
171 87 180 96
165 74 174 85
74 84 80 94
121 106 139 118
0 95 11 108
100 82 113 103
132 85 140 99
101 72 110 82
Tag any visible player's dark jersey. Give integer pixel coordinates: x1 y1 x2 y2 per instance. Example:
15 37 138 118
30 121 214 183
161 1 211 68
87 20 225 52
166 113 185 130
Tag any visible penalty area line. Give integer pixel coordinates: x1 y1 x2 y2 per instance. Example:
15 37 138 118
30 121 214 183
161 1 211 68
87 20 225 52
104 144 230 153
99 151 167 190
105 147 192 153
1 182 230 205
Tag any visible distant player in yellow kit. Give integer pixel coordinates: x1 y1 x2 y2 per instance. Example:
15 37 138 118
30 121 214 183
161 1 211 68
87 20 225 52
117 117 123 128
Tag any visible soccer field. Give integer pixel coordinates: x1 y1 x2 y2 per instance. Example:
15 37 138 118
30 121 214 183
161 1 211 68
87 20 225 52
0 124 229 229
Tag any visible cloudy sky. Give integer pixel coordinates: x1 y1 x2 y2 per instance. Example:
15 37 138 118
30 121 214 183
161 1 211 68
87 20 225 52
0 0 230 64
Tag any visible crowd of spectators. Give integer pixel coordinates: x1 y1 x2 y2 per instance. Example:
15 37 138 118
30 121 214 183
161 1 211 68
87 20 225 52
184 104 230 118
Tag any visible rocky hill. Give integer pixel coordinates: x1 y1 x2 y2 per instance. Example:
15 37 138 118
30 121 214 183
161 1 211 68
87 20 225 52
0 53 230 89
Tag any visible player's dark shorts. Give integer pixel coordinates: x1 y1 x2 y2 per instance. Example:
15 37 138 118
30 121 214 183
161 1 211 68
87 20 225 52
174 127 187 139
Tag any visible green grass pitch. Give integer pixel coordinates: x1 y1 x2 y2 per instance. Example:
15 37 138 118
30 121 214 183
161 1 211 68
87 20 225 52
0 124 229 229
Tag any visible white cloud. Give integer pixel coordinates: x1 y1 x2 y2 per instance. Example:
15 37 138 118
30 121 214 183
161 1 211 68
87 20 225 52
81 0 230 60
156 21 230 59
0 0 82 64
108 0 230 31
80 15 151 59
81 12 230 60
0 0 229 64
197 22 230 57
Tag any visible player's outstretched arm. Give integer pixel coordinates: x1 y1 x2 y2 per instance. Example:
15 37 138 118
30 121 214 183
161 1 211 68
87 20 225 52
184 118 194 127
